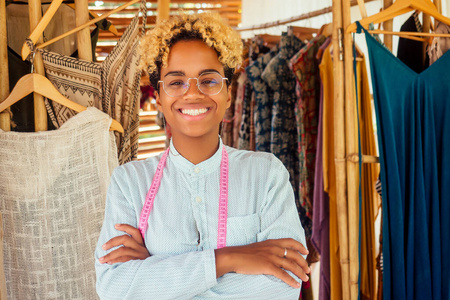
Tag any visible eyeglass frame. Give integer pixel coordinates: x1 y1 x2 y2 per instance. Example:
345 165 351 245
158 72 228 97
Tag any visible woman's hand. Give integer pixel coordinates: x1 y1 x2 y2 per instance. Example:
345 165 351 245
215 238 310 288
98 224 150 264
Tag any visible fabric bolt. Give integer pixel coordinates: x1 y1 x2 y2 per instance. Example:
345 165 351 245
95 138 307 299
311 82 330 300
397 12 427 74
0 108 118 299
319 45 342 300
428 21 450 65
261 32 303 236
359 22 450 300
40 0 146 165
289 34 326 225
245 50 277 152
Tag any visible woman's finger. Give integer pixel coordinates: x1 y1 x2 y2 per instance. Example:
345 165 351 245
99 246 146 264
277 255 310 282
284 248 311 274
114 224 144 245
266 263 301 288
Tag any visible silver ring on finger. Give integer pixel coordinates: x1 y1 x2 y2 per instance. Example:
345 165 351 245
283 248 288 258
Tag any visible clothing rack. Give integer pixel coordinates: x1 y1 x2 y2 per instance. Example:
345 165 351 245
236 0 377 32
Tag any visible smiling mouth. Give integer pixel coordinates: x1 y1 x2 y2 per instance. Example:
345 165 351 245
179 108 209 116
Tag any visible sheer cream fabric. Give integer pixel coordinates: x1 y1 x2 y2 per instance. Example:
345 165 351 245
0 108 118 299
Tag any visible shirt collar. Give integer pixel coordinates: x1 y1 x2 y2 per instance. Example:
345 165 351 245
167 137 224 175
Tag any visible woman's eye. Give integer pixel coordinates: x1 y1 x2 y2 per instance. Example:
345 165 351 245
201 79 218 86
168 80 185 87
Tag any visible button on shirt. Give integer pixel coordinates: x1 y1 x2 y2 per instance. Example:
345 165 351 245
95 138 307 299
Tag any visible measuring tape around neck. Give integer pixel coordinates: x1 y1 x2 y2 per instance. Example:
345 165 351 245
138 146 229 249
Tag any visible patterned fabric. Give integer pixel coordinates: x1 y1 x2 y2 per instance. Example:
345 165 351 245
245 50 276 152
289 35 326 224
428 21 450 65
261 33 305 235
233 71 246 148
95 138 306 299
221 72 239 147
0 108 118 299
237 79 253 150
40 0 146 165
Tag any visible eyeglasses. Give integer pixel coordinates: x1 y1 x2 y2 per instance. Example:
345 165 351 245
158 72 228 97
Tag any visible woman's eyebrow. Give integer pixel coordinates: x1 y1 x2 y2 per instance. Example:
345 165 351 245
199 69 221 75
164 71 185 77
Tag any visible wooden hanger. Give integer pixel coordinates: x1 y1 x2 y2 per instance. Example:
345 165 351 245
65 3 120 36
347 0 450 36
22 0 140 60
0 73 124 133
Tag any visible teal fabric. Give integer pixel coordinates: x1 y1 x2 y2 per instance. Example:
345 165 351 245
357 22 450 300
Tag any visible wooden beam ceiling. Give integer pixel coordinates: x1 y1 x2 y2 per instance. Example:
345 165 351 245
89 0 242 60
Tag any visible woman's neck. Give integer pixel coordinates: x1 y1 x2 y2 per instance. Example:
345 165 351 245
171 135 220 165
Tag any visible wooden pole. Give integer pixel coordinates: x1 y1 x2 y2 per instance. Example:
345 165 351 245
0 0 10 132
383 0 393 51
75 0 92 61
157 0 170 24
434 0 442 14
333 0 350 298
0 3 10 298
342 0 360 298
29 0 48 132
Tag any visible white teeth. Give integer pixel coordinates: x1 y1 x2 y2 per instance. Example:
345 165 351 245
180 108 208 116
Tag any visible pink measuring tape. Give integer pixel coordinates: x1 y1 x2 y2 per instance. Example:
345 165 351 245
138 146 229 249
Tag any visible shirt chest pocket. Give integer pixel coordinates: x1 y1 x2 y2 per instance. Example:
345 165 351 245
226 213 260 247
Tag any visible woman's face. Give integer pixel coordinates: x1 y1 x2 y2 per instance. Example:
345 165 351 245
155 40 231 141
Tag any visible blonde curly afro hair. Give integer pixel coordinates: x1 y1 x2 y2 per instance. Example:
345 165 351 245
139 13 243 90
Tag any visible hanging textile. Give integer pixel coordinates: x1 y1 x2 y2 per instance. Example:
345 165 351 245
0 108 118 299
233 69 247 148
320 45 342 300
289 34 326 231
354 53 380 300
428 21 450 65
40 0 147 164
237 78 253 150
261 32 303 234
359 23 450 300
246 49 277 152
397 12 427 73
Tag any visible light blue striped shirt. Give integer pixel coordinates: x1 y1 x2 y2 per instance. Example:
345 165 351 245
95 139 306 299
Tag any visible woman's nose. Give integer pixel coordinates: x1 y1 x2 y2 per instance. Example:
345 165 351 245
184 78 203 98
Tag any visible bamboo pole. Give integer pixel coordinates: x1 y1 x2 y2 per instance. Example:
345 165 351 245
383 0 393 51
29 0 48 131
0 2 10 298
75 0 92 61
434 0 442 14
0 0 10 132
342 0 360 298
157 0 171 24
333 0 350 298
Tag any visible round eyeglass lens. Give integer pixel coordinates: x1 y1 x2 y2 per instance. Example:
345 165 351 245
161 72 226 97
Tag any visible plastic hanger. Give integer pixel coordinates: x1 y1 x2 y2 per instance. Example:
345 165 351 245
346 0 450 34
0 73 124 133
22 0 140 60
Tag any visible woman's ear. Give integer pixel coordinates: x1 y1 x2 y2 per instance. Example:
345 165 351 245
155 90 163 112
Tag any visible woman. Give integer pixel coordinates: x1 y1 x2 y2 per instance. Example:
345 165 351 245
95 13 310 299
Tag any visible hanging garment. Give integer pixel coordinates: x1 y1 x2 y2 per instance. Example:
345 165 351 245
237 78 253 150
311 82 331 300
428 21 450 65
319 45 342 300
0 108 118 299
40 0 146 164
222 72 239 147
354 52 380 300
289 34 326 229
359 22 450 300
397 12 427 73
261 32 303 234
233 70 247 148
246 50 277 152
